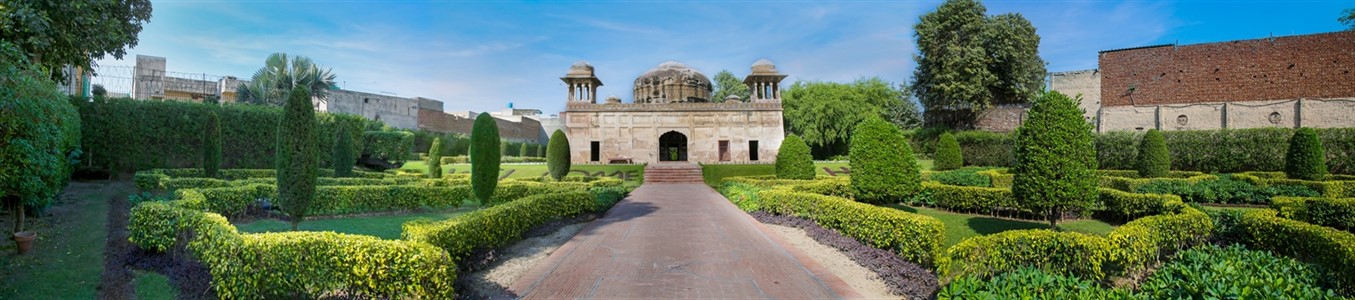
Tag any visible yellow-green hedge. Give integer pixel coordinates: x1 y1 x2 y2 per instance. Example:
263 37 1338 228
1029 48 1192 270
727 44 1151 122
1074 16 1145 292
755 189 944 268
128 202 455 299
1234 173 1355 198
975 169 1013 188
1105 206 1212 273
1099 174 1218 192
135 168 396 191
1098 188 1184 220
942 229 1116 280
1271 196 1355 231
172 184 469 217
924 181 1019 215
1238 209 1355 293
402 190 596 262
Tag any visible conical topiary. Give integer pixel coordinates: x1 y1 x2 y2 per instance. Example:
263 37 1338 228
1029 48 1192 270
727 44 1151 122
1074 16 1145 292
1285 127 1327 180
1135 129 1170 178
775 134 815 180
933 132 963 171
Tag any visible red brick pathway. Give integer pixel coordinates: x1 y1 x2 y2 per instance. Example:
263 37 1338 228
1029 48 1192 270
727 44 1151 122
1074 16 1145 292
508 183 862 299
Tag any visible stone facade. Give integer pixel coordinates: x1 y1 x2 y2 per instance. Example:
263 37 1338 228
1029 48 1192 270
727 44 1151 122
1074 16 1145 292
1049 69 1101 122
1096 98 1355 131
563 60 787 164
321 89 424 130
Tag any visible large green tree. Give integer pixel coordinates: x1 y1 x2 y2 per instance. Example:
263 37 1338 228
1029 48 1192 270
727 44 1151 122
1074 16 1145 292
470 113 501 204
783 77 917 157
0 0 153 83
276 87 319 230
0 42 81 234
1012 91 1098 229
913 0 1046 127
236 53 337 105
711 70 751 102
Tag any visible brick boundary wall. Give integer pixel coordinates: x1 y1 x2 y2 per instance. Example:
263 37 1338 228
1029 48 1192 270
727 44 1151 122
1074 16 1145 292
1099 31 1355 107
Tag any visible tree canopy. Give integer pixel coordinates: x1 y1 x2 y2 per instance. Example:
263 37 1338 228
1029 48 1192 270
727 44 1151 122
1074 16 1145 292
913 0 1046 127
711 70 751 102
0 0 153 83
1342 8 1355 29
236 53 337 105
782 77 919 156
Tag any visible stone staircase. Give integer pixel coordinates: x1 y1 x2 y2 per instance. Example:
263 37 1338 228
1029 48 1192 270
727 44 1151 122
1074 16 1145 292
643 163 704 184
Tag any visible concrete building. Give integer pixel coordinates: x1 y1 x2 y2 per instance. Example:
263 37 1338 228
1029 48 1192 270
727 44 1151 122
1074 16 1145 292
1049 30 1355 132
562 60 786 164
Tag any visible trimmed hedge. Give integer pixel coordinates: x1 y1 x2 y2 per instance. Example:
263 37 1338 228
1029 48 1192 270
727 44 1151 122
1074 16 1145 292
850 116 921 203
363 131 414 162
1105 207 1213 273
1237 209 1355 293
547 129 571 181
933 132 963 170
755 189 944 268
1135 129 1170 178
924 181 1018 215
1095 130 1139 170
1272 196 1355 231
1098 188 1183 220
1233 173 1355 198
1287 127 1329 181
78 97 375 172
775 134 815 179
402 190 598 262
939 267 1134 299
953 131 1013 167
943 229 1116 280
128 202 456 299
1100 173 1217 192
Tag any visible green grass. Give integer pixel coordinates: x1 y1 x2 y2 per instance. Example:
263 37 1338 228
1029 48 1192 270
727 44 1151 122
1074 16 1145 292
134 270 176 299
236 207 476 239
889 205 1116 248
401 161 645 182
0 182 134 299
701 160 933 186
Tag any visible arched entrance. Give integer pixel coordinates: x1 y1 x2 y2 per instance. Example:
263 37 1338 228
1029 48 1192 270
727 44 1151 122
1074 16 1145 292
658 131 688 161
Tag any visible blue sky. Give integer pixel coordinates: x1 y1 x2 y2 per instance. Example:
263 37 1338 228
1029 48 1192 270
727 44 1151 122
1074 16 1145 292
95 0 1352 115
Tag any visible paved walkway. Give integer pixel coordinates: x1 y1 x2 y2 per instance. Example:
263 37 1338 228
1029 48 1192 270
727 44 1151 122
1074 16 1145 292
508 183 861 299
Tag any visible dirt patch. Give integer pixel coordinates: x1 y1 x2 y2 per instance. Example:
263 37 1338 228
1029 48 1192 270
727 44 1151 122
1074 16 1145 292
456 217 594 299
764 224 897 299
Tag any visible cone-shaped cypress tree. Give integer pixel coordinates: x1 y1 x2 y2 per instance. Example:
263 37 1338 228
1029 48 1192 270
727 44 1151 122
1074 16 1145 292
1012 91 1098 229
933 132 963 171
203 111 222 178
547 129 571 181
1135 129 1170 178
277 87 318 230
427 137 443 178
332 126 355 177
471 113 501 204
1285 127 1327 180
775 134 815 180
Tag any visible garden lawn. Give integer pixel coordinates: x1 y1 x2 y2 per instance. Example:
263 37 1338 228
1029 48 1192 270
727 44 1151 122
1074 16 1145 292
0 182 134 299
889 205 1115 248
236 207 476 239
702 160 934 186
134 270 176 299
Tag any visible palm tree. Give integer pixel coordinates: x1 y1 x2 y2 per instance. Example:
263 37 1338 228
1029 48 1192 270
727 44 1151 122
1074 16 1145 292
236 53 337 105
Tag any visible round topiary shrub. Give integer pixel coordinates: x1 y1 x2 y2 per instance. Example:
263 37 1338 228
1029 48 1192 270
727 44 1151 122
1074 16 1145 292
0 41 82 234
775 134 815 180
203 110 222 178
470 113 501 204
1012 91 1098 228
332 126 355 177
547 129 571 181
933 132 963 171
849 116 921 204
1285 127 1327 181
277 87 319 230
427 137 443 178
1135 129 1170 178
